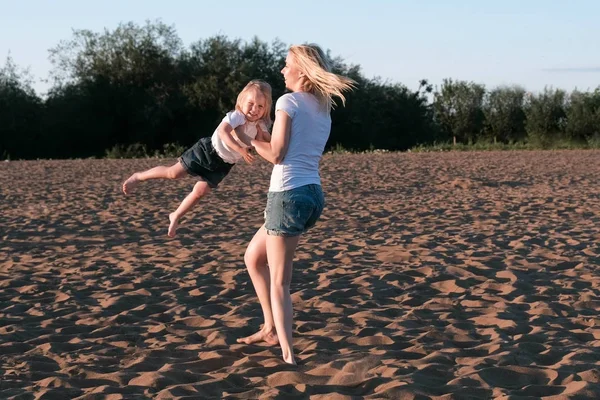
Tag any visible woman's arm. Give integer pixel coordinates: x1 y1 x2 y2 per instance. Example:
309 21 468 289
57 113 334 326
251 110 291 165
256 123 271 142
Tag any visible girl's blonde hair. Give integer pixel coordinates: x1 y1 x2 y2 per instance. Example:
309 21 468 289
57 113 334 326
235 80 273 128
289 44 356 111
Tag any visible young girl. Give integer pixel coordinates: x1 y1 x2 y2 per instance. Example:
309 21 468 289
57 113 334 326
122 80 273 237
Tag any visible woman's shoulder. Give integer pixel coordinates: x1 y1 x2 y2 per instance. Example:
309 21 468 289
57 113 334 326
277 92 297 101
276 93 298 107
277 92 316 106
280 92 314 99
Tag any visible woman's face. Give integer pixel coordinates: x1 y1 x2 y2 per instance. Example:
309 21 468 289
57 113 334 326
281 53 304 92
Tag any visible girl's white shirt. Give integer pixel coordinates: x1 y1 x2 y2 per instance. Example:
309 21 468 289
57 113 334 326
212 110 266 164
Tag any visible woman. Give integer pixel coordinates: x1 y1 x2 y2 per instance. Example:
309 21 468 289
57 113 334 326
237 44 355 364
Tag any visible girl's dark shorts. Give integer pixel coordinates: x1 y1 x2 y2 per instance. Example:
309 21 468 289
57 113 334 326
179 137 234 188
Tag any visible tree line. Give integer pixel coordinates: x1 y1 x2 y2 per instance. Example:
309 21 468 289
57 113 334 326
1 21 599 160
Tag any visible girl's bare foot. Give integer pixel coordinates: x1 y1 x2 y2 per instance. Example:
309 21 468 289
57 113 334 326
122 174 140 194
168 213 179 237
237 326 279 346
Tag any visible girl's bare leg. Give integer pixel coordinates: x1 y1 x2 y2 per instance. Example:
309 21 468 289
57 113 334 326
168 180 211 237
266 234 301 365
122 162 187 194
237 226 279 346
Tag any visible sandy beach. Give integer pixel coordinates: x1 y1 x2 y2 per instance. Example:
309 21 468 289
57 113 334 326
1 150 600 399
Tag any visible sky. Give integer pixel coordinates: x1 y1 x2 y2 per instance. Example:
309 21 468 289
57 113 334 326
1 0 599 96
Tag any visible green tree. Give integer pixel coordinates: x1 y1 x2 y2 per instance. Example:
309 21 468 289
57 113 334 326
0 54 43 159
433 79 486 144
524 87 567 147
46 20 193 156
565 88 600 144
328 57 437 151
482 86 526 143
48 20 183 86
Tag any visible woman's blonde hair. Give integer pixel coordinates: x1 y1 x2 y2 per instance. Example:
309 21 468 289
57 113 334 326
289 44 356 111
235 79 273 128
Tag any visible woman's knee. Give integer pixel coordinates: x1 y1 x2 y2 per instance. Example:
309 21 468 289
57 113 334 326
244 248 263 271
244 227 268 271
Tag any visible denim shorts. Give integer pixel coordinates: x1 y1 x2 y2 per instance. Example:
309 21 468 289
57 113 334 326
264 184 325 237
179 136 234 188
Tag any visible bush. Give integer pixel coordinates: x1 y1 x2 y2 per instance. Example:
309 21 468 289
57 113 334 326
105 142 185 159
153 142 185 158
105 143 149 159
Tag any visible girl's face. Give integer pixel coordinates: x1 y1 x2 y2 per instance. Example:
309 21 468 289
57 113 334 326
281 53 304 92
241 89 266 122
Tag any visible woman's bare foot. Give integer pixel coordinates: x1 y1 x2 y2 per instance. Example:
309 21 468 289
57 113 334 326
283 354 297 365
168 213 179 237
237 326 279 346
122 173 140 195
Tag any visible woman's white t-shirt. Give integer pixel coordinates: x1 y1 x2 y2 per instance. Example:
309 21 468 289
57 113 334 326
269 92 331 192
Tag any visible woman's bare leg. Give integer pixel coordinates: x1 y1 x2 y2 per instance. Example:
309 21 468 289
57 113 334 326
237 226 279 345
168 180 211 237
267 234 301 364
122 162 187 194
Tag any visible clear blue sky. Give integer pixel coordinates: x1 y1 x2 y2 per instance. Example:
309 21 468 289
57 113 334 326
1 0 598 96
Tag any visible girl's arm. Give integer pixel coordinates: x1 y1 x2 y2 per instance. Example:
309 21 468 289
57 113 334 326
251 110 291 165
217 121 254 163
